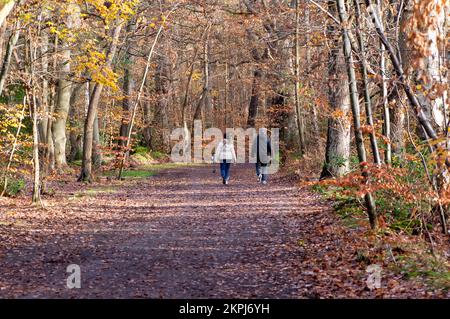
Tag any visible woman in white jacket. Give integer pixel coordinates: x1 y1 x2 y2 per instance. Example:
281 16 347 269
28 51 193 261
214 133 237 185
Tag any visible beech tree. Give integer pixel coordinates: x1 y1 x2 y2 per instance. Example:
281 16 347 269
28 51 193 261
53 3 80 171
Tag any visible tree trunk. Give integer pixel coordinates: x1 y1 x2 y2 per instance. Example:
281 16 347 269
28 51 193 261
338 0 378 229
0 17 20 95
203 24 213 127
93 114 102 168
53 4 80 171
247 69 262 128
0 1 15 30
389 87 406 156
354 0 382 165
192 24 212 129
153 49 170 152
118 19 136 148
246 26 265 128
79 24 122 182
68 83 85 162
143 98 153 149
377 0 392 164
68 102 82 162
305 5 320 139
39 9 49 144
294 0 306 155
31 92 41 204
45 33 58 173
321 0 351 179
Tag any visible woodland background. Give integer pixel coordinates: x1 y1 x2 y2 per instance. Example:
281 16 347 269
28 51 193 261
0 0 450 295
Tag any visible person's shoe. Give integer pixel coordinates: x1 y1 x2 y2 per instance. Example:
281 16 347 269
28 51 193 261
257 174 262 183
262 180 267 185
225 179 229 185
222 178 226 185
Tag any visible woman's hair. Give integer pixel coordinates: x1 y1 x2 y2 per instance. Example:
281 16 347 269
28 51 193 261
223 133 228 139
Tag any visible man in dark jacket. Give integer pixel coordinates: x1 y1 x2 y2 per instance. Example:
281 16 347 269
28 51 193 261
251 129 272 185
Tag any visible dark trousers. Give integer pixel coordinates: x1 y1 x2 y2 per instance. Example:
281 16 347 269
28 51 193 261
220 161 231 181
256 162 268 182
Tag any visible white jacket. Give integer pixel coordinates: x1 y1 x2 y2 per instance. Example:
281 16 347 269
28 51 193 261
214 140 237 163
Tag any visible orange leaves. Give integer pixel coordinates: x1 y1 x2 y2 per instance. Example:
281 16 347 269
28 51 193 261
314 163 434 205
360 125 375 136
330 109 350 124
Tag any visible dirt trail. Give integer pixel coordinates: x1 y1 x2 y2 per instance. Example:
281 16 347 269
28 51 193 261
0 165 423 298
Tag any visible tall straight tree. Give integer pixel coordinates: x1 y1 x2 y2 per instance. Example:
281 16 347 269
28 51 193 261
0 10 20 95
337 0 377 229
118 18 136 149
377 0 391 164
79 24 123 182
354 0 381 165
294 0 306 155
53 3 80 171
321 0 351 179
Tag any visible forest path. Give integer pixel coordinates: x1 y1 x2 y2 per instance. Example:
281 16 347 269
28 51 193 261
1 164 381 298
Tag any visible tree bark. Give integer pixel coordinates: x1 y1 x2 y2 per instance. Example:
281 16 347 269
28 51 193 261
79 24 122 182
377 0 392 164
39 9 49 145
45 31 58 173
246 26 265 128
247 69 262 128
142 98 153 149
389 87 406 156
321 0 351 179
0 16 20 95
53 4 80 171
193 23 212 129
294 0 306 155
153 50 170 152
31 92 41 204
354 0 382 165
119 19 136 149
338 0 378 229
68 83 84 162
93 114 102 168
0 0 15 30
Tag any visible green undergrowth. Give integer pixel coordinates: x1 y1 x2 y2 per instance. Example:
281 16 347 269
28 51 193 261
313 150 433 236
103 163 198 180
71 160 82 167
104 169 157 179
352 240 450 291
390 243 450 291
312 184 367 229
72 186 118 199
312 179 450 291
132 146 168 162
0 178 25 197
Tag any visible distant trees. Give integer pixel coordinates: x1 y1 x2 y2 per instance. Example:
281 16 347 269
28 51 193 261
0 0 449 233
